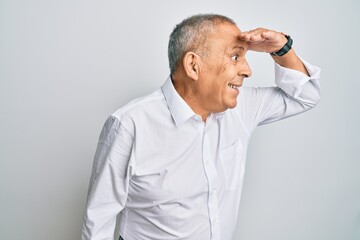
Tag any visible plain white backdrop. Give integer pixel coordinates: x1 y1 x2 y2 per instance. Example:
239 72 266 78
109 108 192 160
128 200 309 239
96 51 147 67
1 0 359 239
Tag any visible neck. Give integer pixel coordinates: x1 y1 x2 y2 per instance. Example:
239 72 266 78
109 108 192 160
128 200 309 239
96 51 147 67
171 73 209 122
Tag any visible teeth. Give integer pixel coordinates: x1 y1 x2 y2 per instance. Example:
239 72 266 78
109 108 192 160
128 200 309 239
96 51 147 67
228 84 238 89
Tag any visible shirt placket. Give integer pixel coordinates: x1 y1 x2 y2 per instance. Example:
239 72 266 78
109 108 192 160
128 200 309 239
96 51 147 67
199 117 221 240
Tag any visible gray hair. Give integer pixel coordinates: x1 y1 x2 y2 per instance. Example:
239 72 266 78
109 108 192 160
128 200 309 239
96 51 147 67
168 13 236 74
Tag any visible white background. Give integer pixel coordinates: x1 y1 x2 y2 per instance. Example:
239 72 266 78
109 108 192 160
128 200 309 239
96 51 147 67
1 0 359 239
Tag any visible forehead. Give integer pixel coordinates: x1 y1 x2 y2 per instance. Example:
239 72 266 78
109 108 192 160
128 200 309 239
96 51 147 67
211 23 248 50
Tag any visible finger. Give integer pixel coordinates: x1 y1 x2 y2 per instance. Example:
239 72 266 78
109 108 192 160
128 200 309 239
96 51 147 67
250 34 267 42
240 28 271 41
239 32 250 41
247 27 266 35
240 32 266 42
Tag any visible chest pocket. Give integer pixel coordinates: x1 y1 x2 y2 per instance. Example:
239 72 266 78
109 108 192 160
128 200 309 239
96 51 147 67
220 137 243 190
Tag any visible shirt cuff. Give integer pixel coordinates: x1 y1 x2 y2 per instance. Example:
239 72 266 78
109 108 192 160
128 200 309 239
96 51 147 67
274 57 321 98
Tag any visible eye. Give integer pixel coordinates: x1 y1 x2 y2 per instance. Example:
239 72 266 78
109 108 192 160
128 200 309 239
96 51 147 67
231 54 239 62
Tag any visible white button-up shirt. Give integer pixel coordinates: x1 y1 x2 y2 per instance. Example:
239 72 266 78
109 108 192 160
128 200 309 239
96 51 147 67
82 60 321 240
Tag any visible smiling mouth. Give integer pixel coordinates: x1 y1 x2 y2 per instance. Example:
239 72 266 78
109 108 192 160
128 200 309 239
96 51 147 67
228 83 240 90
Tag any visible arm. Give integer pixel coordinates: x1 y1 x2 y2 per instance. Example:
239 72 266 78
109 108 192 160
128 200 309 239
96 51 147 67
238 28 321 130
239 60 320 131
272 48 309 76
240 28 310 75
81 116 134 240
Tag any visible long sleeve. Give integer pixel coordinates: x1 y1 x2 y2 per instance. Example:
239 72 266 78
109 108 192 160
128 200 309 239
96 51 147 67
82 115 134 240
238 58 321 132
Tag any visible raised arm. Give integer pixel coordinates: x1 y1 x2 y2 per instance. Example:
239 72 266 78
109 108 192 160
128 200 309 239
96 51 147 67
237 28 321 131
239 28 309 76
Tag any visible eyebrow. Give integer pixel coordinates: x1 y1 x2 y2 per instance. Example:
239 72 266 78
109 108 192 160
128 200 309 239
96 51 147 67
230 46 245 52
232 46 245 50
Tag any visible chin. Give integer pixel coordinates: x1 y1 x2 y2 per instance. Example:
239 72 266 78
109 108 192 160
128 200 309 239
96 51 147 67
226 101 238 109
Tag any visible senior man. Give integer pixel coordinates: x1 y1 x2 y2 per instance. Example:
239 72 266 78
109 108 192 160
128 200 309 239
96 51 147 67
82 14 320 240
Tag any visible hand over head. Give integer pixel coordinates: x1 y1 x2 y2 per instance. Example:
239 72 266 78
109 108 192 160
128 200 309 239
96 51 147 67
239 28 288 53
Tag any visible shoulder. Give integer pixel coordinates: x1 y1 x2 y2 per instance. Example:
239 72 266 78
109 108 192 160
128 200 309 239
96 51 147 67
113 88 164 117
109 88 167 132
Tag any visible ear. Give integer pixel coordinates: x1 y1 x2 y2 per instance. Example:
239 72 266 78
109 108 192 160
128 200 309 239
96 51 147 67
182 52 201 81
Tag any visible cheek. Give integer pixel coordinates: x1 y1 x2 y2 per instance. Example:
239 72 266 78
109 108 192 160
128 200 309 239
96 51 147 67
220 63 237 78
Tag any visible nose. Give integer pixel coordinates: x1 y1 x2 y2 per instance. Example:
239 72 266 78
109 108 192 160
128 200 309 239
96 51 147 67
238 58 252 78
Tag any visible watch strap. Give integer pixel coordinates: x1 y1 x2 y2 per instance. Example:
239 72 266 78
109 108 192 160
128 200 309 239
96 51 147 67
270 34 293 56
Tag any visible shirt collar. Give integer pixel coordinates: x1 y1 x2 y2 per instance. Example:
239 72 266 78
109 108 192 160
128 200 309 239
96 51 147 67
213 110 227 119
161 76 196 126
161 76 228 125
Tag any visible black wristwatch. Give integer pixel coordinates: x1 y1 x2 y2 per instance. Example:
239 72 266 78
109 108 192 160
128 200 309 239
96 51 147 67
270 34 293 56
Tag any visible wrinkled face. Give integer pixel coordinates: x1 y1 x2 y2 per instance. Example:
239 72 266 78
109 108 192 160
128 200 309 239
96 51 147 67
197 22 252 112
